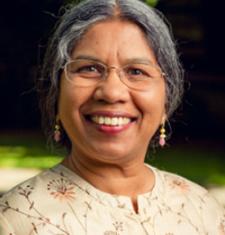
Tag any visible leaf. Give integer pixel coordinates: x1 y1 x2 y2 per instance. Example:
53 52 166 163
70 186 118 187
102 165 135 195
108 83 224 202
62 212 67 219
29 201 34 210
2 207 9 213
31 223 38 234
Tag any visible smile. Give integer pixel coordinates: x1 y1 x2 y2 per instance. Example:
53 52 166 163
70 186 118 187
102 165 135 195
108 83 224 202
91 116 132 126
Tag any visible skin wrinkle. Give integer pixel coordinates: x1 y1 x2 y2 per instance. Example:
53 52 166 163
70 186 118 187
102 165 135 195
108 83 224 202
72 54 158 67
13 1 222 231
39 0 183 154
59 20 166 213
37 0 184 216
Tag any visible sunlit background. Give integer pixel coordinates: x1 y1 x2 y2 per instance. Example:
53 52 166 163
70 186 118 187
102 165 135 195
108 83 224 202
0 0 224 204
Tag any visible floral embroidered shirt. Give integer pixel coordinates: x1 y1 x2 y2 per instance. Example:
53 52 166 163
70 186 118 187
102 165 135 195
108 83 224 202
0 164 224 235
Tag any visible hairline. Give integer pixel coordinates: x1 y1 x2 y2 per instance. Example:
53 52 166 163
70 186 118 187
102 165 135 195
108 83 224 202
40 0 184 150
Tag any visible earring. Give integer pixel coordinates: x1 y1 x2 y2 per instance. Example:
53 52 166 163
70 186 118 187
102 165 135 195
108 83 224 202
159 123 166 147
54 121 61 143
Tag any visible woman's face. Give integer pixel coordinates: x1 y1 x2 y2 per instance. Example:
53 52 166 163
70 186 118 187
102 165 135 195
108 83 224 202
58 20 166 164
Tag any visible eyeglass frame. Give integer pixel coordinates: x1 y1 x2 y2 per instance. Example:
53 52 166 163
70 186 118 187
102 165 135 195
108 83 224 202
62 58 166 91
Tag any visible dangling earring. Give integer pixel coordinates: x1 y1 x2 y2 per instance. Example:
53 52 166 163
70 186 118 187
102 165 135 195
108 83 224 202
159 123 166 147
54 120 61 143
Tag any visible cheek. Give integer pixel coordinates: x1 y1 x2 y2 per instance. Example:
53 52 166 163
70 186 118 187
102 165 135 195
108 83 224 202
58 80 80 121
137 89 166 142
58 81 94 121
134 86 166 118
58 89 76 118
58 85 88 141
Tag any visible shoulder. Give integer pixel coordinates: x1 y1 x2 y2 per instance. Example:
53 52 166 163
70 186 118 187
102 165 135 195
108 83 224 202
0 164 80 234
155 167 208 197
0 166 58 203
154 167 223 209
152 166 225 233
0 166 61 230
0 164 78 208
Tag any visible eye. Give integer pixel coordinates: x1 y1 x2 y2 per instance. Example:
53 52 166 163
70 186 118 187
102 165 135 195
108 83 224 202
124 65 150 80
67 61 105 78
127 68 145 76
77 65 99 73
124 63 162 80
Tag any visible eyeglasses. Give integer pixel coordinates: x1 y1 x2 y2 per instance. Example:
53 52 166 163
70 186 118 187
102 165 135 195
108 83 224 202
63 59 165 91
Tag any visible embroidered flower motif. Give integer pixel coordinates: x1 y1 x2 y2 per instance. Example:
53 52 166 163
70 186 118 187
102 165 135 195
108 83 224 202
104 221 123 235
169 178 190 193
47 177 75 201
113 221 123 231
18 185 34 198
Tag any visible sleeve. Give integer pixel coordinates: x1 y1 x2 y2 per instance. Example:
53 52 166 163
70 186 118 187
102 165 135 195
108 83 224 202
0 213 15 235
201 192 225 234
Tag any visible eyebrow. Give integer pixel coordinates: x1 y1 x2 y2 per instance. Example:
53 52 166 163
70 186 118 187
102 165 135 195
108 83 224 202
125 58 154 65
73 55 102 63
72 55 154 65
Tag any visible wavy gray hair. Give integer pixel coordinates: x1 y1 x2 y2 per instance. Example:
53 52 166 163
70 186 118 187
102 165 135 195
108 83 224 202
38 0 184 150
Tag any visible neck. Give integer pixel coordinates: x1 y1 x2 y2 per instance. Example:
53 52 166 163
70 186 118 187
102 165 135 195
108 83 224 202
61 150 155 200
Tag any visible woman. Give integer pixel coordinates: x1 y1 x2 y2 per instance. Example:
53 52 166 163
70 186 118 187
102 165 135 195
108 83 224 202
0 0 224 234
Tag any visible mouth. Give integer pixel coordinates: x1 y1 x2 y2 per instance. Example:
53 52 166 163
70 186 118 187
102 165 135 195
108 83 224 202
84 115 137 126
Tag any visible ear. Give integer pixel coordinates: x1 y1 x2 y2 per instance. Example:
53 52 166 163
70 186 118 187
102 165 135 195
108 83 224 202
56 114 60 123
161 113 167 124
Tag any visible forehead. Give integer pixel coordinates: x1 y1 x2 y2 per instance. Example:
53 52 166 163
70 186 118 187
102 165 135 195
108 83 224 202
81 19 146 40
70 19 157 63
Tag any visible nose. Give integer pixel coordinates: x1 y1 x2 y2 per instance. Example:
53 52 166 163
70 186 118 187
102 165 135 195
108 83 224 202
93 68 130 104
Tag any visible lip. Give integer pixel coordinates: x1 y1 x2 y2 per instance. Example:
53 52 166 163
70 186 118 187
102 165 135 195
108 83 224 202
82 110 137 135
97 121 133 134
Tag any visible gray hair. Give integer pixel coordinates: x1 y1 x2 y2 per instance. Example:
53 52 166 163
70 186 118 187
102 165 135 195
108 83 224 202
38 0 184 150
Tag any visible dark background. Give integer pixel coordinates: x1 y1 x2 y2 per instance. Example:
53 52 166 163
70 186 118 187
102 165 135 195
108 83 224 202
0 0 225 149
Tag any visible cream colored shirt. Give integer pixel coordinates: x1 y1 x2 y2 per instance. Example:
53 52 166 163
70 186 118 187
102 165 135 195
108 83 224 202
0 164 224 235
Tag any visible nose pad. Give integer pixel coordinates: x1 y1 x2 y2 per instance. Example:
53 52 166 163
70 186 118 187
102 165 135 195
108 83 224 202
93 69 129 103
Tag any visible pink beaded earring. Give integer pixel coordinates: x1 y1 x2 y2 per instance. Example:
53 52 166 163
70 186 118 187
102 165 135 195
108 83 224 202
54 119 61 143
159 123 166 147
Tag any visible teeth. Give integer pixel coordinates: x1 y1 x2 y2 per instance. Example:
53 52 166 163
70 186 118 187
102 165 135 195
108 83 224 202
91 116 132 126
99 116 104 124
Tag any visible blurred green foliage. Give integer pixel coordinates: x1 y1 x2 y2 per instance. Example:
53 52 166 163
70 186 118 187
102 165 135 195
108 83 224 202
0 133 225 187
147 149 225 187
0 146 61 169
0 134 63 168
145 0 158 7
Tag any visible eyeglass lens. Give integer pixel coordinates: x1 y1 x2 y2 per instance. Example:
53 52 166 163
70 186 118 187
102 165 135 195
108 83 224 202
65 59 163 90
